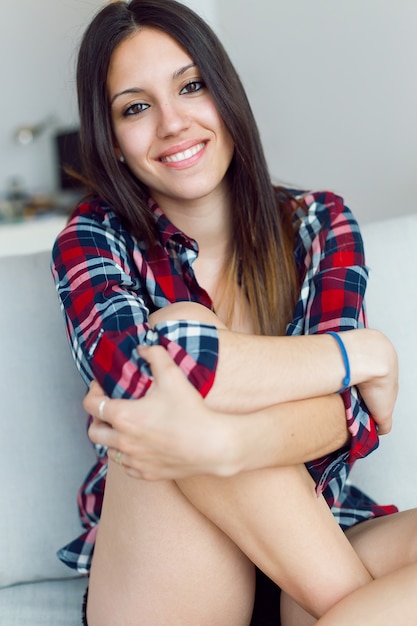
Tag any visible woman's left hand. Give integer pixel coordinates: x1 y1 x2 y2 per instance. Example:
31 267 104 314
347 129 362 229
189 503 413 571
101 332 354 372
85 345 238 481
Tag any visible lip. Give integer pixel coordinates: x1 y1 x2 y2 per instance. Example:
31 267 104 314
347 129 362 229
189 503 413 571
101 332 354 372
157 139 208 169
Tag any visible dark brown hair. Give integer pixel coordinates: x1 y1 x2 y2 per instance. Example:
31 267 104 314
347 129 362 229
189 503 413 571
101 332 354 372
76 0 298 335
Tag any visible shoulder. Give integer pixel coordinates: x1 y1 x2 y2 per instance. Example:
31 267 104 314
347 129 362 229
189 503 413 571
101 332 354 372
278 189 367 276
284 189 363 251
52 197 138 269
283 189 355 228
68 196 123 231
55 197 131 247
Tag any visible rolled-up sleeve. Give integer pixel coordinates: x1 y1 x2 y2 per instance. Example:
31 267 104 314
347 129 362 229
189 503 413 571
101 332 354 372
288 192 379 488
51 204 218 400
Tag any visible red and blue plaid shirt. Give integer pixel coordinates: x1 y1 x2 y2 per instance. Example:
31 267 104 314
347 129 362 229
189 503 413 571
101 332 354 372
52 190 397 574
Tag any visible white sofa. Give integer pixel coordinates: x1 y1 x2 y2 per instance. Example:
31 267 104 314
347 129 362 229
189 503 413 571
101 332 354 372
1 212 416 625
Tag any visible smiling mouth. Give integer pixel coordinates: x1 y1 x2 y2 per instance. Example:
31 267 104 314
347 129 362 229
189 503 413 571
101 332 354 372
160 142 206 163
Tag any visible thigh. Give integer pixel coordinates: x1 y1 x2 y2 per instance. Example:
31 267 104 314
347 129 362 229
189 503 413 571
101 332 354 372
345 508 417 577
281 509 417 626
315 562 417 626
280 591 316 626
179 464 371 618
281 507 417 626
87 462 255 626
283 557 417 626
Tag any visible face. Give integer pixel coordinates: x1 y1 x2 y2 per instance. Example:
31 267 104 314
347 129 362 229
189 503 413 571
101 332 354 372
107 27 235 213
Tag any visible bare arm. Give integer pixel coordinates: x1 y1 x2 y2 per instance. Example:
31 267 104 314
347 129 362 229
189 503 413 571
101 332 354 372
150 302 397 434
86 347 349 480
86 302 397 480
230 393 347 473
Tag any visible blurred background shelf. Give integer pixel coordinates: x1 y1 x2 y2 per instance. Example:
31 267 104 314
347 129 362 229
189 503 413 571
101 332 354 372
0 214 67 257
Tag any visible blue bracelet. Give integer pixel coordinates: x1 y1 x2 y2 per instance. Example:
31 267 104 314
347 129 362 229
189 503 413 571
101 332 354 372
327 331 351 393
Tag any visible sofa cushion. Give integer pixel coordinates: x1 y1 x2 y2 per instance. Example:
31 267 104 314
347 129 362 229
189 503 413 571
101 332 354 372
0 577 88 625
0 251 95 588
349 213 417 512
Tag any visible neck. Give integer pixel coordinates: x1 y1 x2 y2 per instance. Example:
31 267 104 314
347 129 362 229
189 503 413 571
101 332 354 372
155 184 232 258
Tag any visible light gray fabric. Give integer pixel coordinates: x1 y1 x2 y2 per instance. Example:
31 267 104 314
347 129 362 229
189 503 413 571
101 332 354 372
0 251 95 588
0 577 88 625
349 214 417 511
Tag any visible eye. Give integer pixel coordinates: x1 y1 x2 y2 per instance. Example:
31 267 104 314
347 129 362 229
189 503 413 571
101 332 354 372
123 102 150 117
180 80 205 95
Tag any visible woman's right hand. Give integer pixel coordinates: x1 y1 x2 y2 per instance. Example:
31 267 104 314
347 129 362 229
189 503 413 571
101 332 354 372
85 345 239 481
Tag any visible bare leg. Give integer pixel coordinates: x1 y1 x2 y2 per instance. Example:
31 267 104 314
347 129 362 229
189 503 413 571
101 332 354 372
280 592 316 626
282 563 417 626
88 460 372 624
316 563 417 625
87 304 372 623
345 508 417 576
318 508 417 625
179 464 372 618
87 462 255 625
281 508 417 625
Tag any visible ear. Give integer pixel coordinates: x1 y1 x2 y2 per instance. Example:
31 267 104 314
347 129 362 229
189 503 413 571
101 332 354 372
113 145 125 164
113 144 122 160
112 133 122 159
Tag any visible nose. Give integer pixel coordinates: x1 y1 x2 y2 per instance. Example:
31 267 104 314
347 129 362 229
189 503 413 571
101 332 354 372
156 100 191 138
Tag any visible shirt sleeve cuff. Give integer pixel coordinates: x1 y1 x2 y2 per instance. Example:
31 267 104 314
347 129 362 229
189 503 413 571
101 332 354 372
342 386 379 463
144 320 219 398
89 319 219 399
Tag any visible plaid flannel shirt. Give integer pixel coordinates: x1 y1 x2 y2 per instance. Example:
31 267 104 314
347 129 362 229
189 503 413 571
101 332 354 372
52 190 397 574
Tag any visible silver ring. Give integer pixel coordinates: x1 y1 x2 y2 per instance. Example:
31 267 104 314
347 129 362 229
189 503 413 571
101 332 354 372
115 450 122 465
98 398 107 420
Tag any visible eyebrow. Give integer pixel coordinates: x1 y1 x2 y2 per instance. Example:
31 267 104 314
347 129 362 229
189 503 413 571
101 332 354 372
110 62 197 105
173 62 196 79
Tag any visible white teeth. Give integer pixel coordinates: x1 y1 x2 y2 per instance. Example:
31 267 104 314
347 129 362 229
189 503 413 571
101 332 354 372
161 142 205 163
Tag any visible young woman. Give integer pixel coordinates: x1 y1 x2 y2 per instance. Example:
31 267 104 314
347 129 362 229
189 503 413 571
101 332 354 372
51 1 416 624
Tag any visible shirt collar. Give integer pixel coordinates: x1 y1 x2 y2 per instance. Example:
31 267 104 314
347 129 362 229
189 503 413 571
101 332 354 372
149 197 198 254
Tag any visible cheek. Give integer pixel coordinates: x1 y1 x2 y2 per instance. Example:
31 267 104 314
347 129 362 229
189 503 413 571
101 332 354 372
205 106 234 159
204 101 224 128
113 121 151 160
218 125 234 167
223 129 235 160
119 129 142 157
114 130 152 184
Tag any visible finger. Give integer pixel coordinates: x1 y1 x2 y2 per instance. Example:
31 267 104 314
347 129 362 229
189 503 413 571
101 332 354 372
108 449 148 479
125 467 144 480
88 417 118 448
124 465 174 482
138 344 179 383
89 379 105 396
107 447 125 467
84 382 109 417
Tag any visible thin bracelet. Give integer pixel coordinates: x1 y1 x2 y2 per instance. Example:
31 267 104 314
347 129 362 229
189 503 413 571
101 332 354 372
326 331 351 393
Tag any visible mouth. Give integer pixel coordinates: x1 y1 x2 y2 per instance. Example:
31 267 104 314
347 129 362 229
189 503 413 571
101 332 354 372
159 142 206 164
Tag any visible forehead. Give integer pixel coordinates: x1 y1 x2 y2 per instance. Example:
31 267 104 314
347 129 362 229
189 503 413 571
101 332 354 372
107 27 193 92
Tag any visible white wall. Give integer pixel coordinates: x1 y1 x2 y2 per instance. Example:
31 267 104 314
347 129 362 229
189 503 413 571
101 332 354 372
217 0 417 224
180 0 218 28
4 1 415 225
0 0 105 198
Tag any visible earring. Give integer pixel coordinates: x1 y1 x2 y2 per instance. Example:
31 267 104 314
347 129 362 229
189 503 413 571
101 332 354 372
119 155 125 163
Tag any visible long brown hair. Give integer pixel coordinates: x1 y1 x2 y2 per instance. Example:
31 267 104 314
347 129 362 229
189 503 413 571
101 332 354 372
76 0 299 335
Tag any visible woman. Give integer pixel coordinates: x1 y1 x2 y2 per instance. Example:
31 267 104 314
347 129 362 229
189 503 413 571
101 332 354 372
51 1 416 624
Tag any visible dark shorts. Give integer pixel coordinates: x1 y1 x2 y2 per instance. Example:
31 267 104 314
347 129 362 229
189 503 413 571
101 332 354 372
82 586 88 625
82 568 281 625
